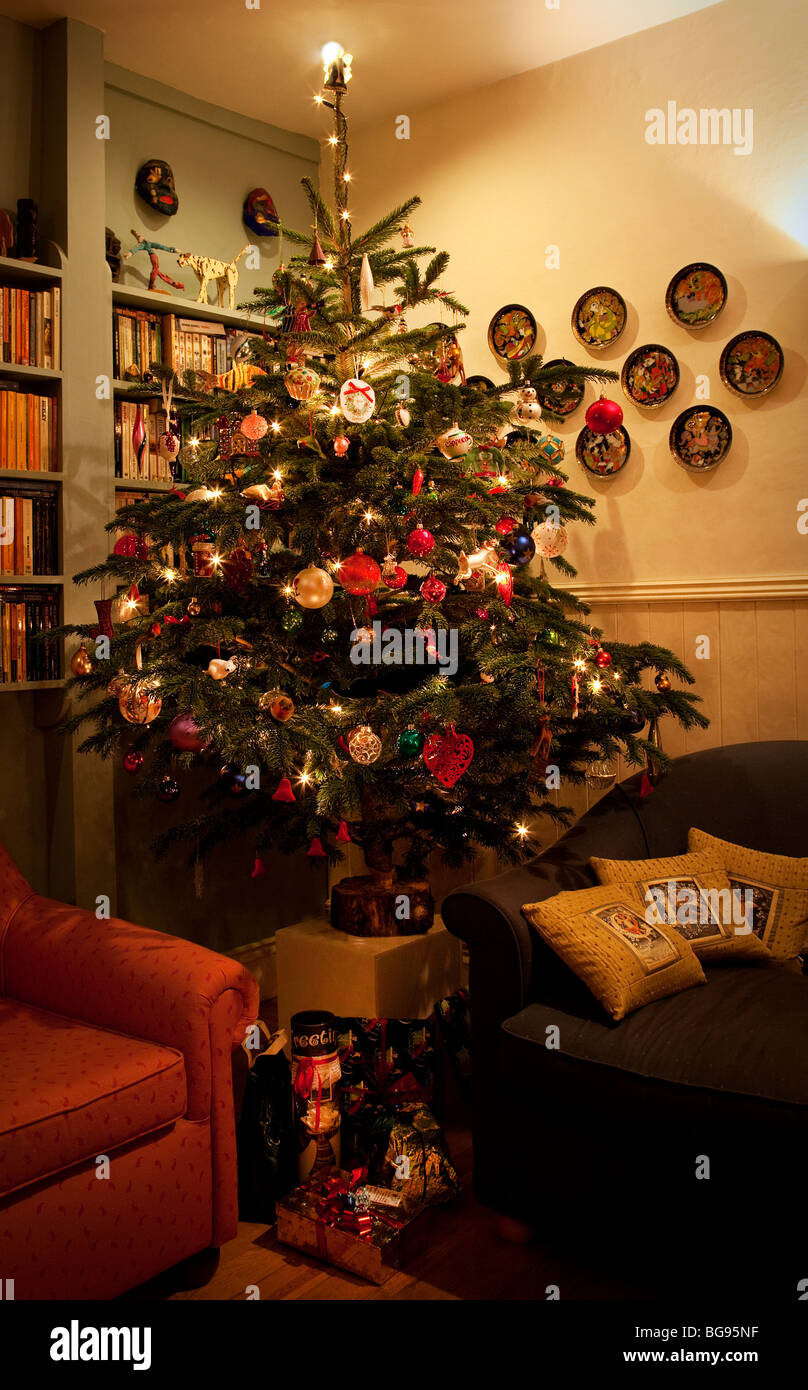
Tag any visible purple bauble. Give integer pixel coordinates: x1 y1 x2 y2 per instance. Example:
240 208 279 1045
169 712 210 753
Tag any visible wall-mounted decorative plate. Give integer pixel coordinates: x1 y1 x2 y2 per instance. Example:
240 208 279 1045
466 375 495 392
621 344 680 408
487 304 538 362
571 286 627 349
537 359 585 416
576 424 631 477
665 263 727 328
719 331 783 397
669 406 732 472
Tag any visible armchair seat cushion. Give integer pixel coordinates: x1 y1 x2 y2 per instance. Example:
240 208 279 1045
0 999 186 1199
501 962 808 1108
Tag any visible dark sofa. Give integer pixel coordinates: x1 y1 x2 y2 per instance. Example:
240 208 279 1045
442 741 808 1295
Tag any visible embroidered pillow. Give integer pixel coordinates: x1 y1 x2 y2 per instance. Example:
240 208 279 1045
688 829 808 959
522 884 706 1022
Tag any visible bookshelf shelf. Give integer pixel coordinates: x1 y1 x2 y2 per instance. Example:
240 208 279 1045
0 361 62 385
0 255 63 286
0 678 66 693
113 378 161 399
115 478 173 491
112 282 264 334
0 574 64 584
0 470 64 481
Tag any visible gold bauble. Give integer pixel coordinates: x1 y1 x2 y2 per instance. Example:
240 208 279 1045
259 689 295 722
347 724 382 765
70 643 93 676
106 669 127 697
118 677 162 725
293 564 334 610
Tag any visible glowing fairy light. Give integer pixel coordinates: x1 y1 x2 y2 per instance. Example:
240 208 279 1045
271 420 281 433
515 823 530 839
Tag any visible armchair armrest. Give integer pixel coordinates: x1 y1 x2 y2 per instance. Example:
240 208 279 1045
2 894 258 1123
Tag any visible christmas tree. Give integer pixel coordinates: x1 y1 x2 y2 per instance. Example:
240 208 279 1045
61 46 707 933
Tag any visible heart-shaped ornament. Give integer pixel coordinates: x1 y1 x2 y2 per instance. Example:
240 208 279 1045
422 727 474 787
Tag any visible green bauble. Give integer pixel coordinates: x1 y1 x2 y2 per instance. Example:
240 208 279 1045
398 727 424 757
281 608 304 633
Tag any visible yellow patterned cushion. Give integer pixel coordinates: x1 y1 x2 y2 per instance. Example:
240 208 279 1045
688 829 808 959
522 884 706 1021
590 851 771 962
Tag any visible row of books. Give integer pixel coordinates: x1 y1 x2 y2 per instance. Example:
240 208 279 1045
0 389 58 471
0 586 61 683
113 400 174 481
0 485 59 575
0 284 61 369
112 308 236 380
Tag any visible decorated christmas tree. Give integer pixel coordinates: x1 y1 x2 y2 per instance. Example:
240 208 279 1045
61 46 707 934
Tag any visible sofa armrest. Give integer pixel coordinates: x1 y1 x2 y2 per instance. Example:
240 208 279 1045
1 894 259 1124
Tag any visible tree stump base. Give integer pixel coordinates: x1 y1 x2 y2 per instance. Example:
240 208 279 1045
330 875 434 937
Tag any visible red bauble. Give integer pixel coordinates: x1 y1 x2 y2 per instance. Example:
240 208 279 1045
382 564 408 590
333 435 350 457
240 409 269 440
339 550 381 595
406 527 435 558
495 516 517 536
169 713 210 752
585 396 624 434
422 727 474 787
420 573 447 603
122 750 143 775
595 648 612 669
113 533 149 561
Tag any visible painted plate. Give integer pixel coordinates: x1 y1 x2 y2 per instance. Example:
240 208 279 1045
571 286 627 349
719 330 783 397
487 304 538 362
466 375 495 392
576 425 631 477
665 262 727 328
537 358 585 416
670 406 732 472
621 343 680 408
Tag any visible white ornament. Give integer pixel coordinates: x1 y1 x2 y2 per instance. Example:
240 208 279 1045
532 521 568 558
436 424 473 458
359 254 375 311
207 657 236 680
340 377 376 423
395 404 411 428
512 386 543 427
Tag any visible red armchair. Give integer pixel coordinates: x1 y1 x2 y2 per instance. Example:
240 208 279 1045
0 844 258 1300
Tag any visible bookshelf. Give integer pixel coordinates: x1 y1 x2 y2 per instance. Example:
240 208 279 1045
112 281 264 333
0 245 64 689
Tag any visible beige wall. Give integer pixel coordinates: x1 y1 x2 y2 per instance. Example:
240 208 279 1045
338 0 808 900
346 0 807 590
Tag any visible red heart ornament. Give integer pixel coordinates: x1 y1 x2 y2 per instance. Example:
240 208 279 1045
422 727 474 787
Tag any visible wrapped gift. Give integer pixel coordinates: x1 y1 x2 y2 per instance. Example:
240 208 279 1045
370 1102 460 1206
276 1169 430 1285
336 1016 439 1166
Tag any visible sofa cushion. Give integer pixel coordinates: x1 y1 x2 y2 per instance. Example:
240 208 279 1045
589 850 771 962
502 962 808 1106
0 999 187 1199
688 828 808 959
522 884 706 1021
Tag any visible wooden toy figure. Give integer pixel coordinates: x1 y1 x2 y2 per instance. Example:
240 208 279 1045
124 230 184 293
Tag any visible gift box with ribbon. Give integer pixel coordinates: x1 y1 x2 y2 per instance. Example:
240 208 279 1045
276 1168 431 1285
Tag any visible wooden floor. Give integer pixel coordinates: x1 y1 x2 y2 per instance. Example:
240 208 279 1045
128 1000 643 1302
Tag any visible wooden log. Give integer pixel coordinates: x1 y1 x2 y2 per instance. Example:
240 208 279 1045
330 875 434 937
